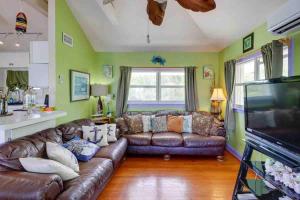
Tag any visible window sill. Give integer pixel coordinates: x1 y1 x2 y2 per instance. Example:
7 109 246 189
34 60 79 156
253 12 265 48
233 107 244 113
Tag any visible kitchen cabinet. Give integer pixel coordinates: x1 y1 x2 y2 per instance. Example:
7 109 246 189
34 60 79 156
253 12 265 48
0 52 29 68
30 41 49 64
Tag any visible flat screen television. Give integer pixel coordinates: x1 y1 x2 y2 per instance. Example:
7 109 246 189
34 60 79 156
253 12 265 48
245 76 300 154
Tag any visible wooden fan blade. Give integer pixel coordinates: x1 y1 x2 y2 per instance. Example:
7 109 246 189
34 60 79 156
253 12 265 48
176 0 216 12
147 0 167 26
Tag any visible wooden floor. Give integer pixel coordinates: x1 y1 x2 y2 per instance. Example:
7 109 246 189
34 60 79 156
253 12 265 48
98 151 241 200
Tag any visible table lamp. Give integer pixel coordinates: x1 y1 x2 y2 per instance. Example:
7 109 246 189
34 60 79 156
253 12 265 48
210 88 225 120
91 84 108 115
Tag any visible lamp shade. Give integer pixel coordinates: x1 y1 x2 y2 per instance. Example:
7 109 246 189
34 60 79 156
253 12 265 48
91 84 108 97
210 88 225 101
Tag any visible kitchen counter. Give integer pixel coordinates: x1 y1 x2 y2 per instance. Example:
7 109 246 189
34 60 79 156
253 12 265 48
0 111 67 143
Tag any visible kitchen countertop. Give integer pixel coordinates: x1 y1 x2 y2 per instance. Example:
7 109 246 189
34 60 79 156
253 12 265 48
0 111 67 130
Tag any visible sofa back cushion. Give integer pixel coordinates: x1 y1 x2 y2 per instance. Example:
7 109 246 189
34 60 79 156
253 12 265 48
57 119 95 142
192 112 214 136
0 128 63 171
124 114 143 134
167 115 183 133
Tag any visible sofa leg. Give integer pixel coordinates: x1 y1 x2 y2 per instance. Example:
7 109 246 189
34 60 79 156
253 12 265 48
217 156 224 162
164 154 171 161
123 156 127 161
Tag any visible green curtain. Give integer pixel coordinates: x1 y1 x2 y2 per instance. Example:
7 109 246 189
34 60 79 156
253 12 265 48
6 70 28 91
185 66 199 112
116 66 132 117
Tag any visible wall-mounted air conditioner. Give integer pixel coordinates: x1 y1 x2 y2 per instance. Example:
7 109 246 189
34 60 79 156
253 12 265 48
267 0 300 35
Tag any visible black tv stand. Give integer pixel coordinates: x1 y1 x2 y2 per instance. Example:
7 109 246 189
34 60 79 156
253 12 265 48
232 135 300 200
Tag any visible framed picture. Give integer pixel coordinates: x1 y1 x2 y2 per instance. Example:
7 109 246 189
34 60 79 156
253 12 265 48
103 65 113 79
62 32 73 47
203 65 214 80
70 70 90 102
243 33 254 53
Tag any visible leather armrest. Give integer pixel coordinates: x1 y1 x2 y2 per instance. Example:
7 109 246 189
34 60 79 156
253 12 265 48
216 127 226 137
0 171 63 200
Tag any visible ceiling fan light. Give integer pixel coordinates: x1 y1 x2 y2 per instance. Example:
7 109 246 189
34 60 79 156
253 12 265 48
0 41 3 45
15 43 20 47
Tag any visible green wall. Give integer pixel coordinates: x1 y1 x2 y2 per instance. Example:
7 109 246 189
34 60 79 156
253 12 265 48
219 23 300 157
55 0 98 124
95 52 220 114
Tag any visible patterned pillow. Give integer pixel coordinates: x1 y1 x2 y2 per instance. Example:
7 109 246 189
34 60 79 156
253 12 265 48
192 112 214 136
142 115 155 132
152 116 167 133
63 137 99 162
124 114 143 134
183 115 192 133
82 125 109 147
107 124 117 142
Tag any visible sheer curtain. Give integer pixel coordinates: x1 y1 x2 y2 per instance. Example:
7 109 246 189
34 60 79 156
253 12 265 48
116 66 132 117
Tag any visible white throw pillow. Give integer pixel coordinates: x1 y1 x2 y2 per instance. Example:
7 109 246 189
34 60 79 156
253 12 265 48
19 157 79 181
107 124 117 142
82 125 109 147
46 142 79 172
183 115 192 133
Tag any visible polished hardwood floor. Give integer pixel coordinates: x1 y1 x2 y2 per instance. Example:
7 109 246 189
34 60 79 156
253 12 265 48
98 151 242 200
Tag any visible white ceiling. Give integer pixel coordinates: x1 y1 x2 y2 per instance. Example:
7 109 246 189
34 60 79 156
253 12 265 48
67 0 287 52
0 0 48 52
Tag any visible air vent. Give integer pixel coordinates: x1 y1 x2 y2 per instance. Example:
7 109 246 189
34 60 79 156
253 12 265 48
62 32 73 47
273 16 300 34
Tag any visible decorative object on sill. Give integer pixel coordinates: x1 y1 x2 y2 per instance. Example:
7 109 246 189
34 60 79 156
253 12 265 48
103 65 113 79
70 70 90 102
151 55 166 66
203 65 214 80
147 0 216 26
91 84 108 115
243 32 254 53
210 88 225 121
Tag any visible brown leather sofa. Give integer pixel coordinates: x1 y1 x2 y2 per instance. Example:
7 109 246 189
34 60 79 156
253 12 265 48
118 111 226 158
0 119 127 200
0 111 226 200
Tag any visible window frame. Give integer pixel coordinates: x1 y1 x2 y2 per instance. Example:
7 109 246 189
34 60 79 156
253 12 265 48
128 68 185 107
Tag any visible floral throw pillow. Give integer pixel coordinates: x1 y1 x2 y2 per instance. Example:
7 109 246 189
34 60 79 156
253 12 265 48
124 114 143 134
152 116 167 133
192 112 214 136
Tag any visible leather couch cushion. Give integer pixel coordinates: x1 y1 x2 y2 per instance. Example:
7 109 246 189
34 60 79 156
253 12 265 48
152 132 183 147
0 128 62 171
0 171 63 200
94 137 127 168
183 133 225 148
124 133 153 146
57 158 113 200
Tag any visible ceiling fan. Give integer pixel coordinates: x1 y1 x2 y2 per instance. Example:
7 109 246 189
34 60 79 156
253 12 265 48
147 0 216 26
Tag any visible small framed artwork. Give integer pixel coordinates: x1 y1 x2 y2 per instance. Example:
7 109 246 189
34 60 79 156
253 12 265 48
70 70 90 102
203 65 214 80
243 33 254 53
103 65 113 79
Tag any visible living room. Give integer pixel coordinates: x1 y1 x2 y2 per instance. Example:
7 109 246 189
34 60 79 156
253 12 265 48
0 0 300 199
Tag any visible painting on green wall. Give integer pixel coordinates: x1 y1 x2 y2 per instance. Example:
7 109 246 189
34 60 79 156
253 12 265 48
243 33 254 53
70 70 90 102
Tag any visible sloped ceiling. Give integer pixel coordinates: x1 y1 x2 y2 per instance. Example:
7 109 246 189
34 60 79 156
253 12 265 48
68 0 286 52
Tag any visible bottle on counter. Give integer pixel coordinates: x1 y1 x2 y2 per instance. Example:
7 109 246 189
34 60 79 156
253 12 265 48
23 87 37 115
0 92 8 116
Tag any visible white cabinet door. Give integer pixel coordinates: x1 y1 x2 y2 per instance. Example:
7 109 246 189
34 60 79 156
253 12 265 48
29 64 49 88
30 41 49 64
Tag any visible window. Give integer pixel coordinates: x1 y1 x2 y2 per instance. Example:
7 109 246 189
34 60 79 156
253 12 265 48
233 46 289 109
128 68 185 107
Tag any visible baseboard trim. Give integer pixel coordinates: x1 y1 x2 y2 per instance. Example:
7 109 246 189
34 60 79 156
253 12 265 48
226 144 242 161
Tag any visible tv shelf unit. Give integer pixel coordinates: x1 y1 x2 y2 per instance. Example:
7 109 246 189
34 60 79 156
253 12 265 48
232 135 300 200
